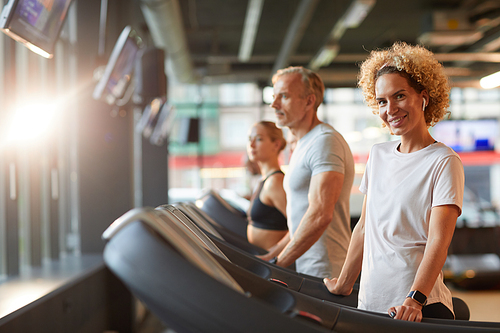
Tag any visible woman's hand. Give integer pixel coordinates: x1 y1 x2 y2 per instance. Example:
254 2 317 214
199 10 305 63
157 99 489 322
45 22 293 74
323 277 352 296
256 253 274 262
388 298 423 322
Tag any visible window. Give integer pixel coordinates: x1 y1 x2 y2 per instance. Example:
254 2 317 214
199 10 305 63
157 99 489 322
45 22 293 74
0 9 79 281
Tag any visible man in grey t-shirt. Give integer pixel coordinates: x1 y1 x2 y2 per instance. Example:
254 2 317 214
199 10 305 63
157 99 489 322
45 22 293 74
261 66 354 278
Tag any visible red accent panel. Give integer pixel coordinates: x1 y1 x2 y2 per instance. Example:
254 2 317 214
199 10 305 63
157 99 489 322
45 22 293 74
170 152 247 169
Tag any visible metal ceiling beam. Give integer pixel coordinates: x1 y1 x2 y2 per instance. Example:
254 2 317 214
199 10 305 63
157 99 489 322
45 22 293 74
139 0 196 84
192 52 500 65
332 52 500 63
270 0 320 80
202 69 359 86
435 52 500 63
199 64 484 87
448 14 500 67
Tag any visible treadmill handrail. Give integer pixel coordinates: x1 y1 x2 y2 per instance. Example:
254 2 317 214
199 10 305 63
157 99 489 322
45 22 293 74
102 207 245 294
174 202 224 237
156 205 230 261
198 189 242 215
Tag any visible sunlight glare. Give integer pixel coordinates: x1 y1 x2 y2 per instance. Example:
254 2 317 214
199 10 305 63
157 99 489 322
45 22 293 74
6 101 58 145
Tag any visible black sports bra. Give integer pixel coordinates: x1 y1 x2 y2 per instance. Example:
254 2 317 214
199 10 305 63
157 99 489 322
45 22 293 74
247 170 288 231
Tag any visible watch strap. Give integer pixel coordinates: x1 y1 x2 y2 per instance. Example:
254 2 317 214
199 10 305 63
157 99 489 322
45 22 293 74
269 256 278 265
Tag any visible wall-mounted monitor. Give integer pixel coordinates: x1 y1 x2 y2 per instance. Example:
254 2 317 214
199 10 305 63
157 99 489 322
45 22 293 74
0 0 73 58
136 97 163 139
150 103 176 146
93 25 143 105
136 97 176 146
432 119 499 152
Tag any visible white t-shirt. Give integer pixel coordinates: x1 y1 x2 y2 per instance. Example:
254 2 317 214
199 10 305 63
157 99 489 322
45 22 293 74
284 123 354 278
358 140 464 314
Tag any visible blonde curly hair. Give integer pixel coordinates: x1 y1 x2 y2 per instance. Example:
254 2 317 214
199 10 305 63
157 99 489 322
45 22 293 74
358 42 450 127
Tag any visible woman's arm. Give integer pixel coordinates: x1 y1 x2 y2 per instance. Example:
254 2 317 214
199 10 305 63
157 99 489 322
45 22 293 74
257 232 290 261
324 195 367 296
253 172 289 258
261 172 287 217
388 204 460 322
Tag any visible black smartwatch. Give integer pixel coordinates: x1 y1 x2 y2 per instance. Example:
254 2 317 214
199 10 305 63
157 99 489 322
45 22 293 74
406 290 427 306
269 256 278 265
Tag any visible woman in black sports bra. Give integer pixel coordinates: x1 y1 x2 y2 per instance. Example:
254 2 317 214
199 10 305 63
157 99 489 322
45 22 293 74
246 121 288 250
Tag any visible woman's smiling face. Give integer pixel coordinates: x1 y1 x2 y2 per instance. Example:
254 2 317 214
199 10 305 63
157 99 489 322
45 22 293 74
375 73 428 137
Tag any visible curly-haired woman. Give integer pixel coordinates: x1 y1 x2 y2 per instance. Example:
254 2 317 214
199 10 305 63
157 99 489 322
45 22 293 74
324 42 464 322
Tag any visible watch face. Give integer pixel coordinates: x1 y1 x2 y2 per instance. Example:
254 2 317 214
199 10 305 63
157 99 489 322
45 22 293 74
410 290 427 304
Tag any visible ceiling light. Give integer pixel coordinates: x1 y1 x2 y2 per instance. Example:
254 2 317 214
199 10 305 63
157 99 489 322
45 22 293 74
309 44 340 70
342 0 376 28
309 0 375 70
238 0 264 62
480 70 500 89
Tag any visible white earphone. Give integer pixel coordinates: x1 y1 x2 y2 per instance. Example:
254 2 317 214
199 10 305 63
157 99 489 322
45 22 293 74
422 98 426 111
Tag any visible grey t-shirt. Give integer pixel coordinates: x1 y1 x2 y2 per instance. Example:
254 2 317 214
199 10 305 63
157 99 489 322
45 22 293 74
284 123 354 278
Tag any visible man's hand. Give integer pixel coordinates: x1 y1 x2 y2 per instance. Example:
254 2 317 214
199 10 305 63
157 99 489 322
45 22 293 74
323 277 353 296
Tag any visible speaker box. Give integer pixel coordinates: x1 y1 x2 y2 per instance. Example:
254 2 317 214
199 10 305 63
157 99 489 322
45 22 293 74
178 117 200 144
135 47 167 99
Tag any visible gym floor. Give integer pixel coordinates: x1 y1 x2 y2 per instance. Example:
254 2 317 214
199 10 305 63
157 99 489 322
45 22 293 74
451 288 500 322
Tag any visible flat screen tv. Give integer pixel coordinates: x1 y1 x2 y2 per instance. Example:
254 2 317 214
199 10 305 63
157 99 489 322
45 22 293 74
0 0 73 58
136 97 163 139
93 25 143 105
431 119 498 152
136 98 176 146
150 103 176 146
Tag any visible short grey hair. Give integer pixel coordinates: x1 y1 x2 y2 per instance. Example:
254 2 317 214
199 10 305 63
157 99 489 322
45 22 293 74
272 66 325 110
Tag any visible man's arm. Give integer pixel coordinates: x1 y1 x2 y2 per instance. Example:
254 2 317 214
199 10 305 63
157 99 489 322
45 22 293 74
275 170 344 267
